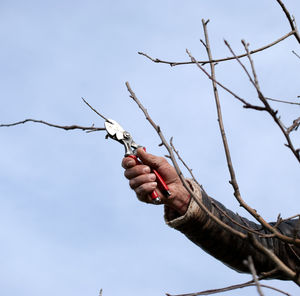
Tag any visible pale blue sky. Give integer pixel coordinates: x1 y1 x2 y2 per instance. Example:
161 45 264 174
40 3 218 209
0 1 299 295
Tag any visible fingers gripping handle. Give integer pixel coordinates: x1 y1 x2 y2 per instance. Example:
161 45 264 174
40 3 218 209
128 155 160 203
128 154 170 204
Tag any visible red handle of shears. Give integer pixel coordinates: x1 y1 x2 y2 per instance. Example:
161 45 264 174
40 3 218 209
128 152 170 203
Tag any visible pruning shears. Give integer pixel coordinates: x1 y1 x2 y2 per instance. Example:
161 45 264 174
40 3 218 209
104 119 171 204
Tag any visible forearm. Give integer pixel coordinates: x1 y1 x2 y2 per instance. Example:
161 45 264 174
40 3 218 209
164 180 300 279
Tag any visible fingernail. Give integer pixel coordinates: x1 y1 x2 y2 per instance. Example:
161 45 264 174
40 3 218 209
143 166 151 173
127 160 135 167
149 173 156 181
150 182 157 188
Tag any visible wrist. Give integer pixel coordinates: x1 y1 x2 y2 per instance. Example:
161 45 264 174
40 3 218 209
165 184 191 215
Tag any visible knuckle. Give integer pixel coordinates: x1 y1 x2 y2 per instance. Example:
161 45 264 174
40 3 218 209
136 193 147 203
135 186 142 195
142 165 151 174
129 179 136 189
124 170 131 179
122 157 136 169
124 166 143 179
121 158 127 169
158 156 166 162
148 173 156 182
157 156 167 166
136 184 147 195
140 165 150 175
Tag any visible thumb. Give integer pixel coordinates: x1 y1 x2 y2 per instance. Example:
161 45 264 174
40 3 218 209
136 148 167 169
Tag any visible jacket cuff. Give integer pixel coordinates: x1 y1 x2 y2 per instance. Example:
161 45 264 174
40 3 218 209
164 179 203 229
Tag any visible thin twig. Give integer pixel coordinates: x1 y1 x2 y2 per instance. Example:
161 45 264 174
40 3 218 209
211 202 274 238
224 39 257 88
81 97 111 123
276 0 300 43
170 137 204 191
246 256 264 296
0 119 105 132
166 280 291 296
265 97 300 106
201 19 243 209
185 50 265 111
138 31 294 67
248 234 297 282
287 244 300 263
281 214 300 223
287 117 300 133
292 50 300 59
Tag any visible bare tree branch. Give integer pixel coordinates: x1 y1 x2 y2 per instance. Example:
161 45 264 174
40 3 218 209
276 0 300 43
246 256 264 296
166 280 291 296
81 97 112 123
287 117 300 134
138 31 294 67
241 40 299 162
0 99 112 134
185 50 265 111
167 270 283 296
0 119 105 132
280 214 300 223
200 19 243 216
205 38 300 249
196 20 300 284
171 113 296 246
186 31 300 254
170 137 204 191
211 201 275 238
265 97 300 106
292 50 300 59
248 234 297 282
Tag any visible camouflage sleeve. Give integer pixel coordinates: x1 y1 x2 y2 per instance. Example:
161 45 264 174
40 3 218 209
164 179 300 280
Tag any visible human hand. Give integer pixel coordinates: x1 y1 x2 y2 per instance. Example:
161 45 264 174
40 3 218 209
122 148 190 215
